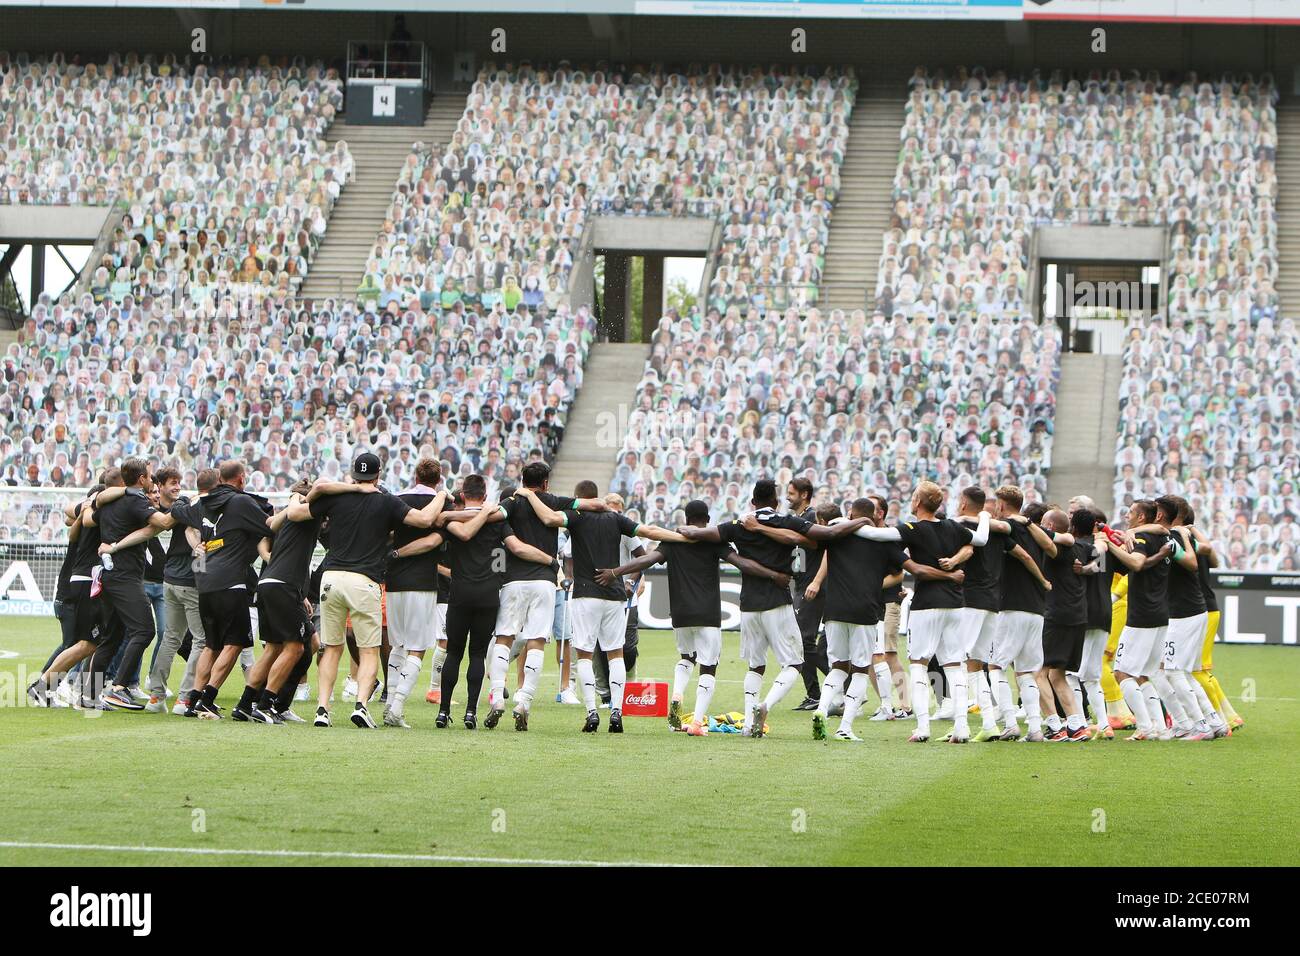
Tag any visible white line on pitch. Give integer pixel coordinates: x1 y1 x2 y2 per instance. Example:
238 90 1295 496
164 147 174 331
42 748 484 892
0 840 701 867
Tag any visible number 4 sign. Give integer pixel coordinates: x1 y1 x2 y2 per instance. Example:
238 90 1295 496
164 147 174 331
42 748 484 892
373 85 395 117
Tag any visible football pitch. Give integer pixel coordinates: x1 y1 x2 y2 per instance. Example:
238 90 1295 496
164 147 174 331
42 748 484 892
0 616 1295 867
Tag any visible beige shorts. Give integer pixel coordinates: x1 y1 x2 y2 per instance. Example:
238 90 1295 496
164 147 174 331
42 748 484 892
882 602 901 653
320 570 384 649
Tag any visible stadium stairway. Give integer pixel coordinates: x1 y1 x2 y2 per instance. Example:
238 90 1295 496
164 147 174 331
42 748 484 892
1277 98 1300 318
547 342 650 499
300 95 465 302
820 87 904 314
1046 352 1122 517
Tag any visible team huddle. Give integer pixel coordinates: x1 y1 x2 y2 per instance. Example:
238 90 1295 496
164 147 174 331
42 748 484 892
24 453 1244 743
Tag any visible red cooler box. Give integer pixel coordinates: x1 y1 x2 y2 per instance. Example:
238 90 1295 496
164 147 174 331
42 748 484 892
621 680 669 717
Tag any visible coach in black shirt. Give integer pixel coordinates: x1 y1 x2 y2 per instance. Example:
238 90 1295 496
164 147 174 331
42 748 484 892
297 452 444 728
786 478 827 709
87 458 175 711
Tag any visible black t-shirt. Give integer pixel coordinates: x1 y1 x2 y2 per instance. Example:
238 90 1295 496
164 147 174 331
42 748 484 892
716 509 813 612
436 565 451 604
263 513 322 593
171 485 272 593
898 518 973 611
96 489 158 581
143 537 166 583
70 512 103 579
1166 527 1207 619
1193 532 1218 613
447 509 513 607
55 503 84 601
655 539 734 628
822 534 904 626
792 506 819 589
385 492 441 592
310 491 411 583
567 510 640 601
1126 529 1171 628
1000 522 1046 615
162 497 197 587
958 516 1013 612
500 492 575 583
1044 538 1087 626
1078 540 1113 631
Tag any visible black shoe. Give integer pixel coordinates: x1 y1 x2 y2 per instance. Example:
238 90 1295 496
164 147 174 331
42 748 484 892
351 704 376 729
793 696 820 712
27 681 50 708
250 704 283 725
513 707 529 732
435 711 450 729
464 711 477 730
313 707 331 727
484 707 503 730
231 704 253 722
196 700 222 720
609 708 624 733
582 709 600 733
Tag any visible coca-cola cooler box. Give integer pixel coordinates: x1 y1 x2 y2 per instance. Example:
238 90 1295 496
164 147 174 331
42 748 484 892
620 680 668 717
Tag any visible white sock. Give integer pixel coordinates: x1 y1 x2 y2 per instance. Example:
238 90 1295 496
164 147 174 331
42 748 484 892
672 658 692 702
428 644 447 690
390 655 422 715
1168 670 1205 725
1066 712 1086 732
993 669 1017 731
817 669 848 718
910 663 931 736
1189 675 1222 727
577 658 597 711
608 657 626 711
944 664 968 736
387 643 405 692
742 671 763 731
1120 677 1152 732
488 642 510 709
839 672 869 734
873 661 893 711
1084 679 1106 725
1066 673 1084 715
1018 674 1041 734
517 648 544 709
692 674 716 725
1046 713 1062 733
973 669 994 723
764 665 800 710
1145 679 1169 729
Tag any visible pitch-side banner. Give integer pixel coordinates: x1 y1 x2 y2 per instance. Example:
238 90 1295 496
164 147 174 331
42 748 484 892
637 567 1300 645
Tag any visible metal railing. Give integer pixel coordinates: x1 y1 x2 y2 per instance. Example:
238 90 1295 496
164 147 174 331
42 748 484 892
346 41 431 92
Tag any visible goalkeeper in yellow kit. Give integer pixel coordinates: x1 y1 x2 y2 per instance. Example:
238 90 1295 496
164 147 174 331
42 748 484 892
1102 572 1136 732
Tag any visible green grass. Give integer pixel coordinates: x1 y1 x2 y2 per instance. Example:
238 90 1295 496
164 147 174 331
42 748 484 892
0 616 1295 866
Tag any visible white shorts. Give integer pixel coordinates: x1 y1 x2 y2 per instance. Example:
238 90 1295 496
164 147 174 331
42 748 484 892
1114 624 1167 678
1071 628 1109 682
872 621 886 656
991 610 1044 673
739 606 803 669
386 590 439 652
824 620 872 668
436 601 447 643
674 626 722 667
569 597 627 653
1165 613 1208 672
907 607 966 664
960 607 998 662
494 580 555 641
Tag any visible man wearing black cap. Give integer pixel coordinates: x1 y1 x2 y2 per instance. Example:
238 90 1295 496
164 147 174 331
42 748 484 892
595 499 791 735
296 452 445 729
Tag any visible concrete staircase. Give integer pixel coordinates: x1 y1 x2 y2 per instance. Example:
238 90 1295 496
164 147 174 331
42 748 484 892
547 343 650 499
1276 98 1300 318
820 89 904 314
1046 353 1123 518
300 95 465 301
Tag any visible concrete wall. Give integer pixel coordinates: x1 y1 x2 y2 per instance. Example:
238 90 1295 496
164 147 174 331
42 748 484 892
0 206 112 242
1035 226 1168 263
589 216 716 256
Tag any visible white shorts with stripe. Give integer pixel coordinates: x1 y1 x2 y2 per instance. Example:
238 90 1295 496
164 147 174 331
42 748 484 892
991 610 1044 673
1114 624 1167 678
674 626 722 667
386 590 439 652
824 620 872 668
1071 628 1109 682
960 606 999 662
739 606 802 669
1165 613 1208 672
